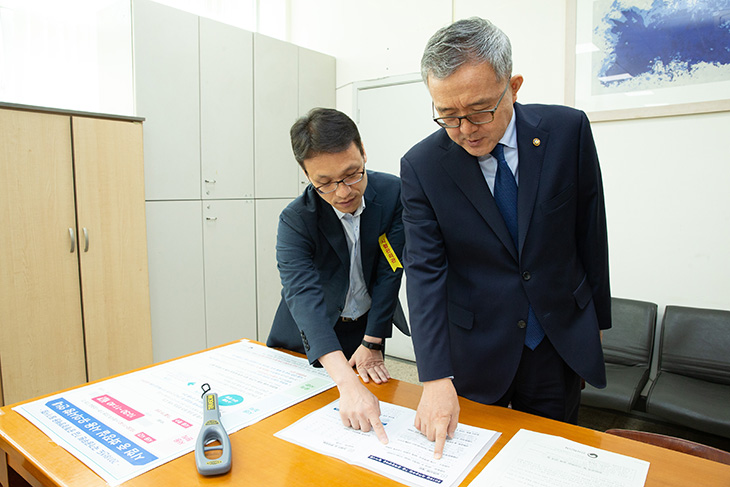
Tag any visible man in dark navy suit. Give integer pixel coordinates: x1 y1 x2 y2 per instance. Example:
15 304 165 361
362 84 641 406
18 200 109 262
268 108 407 444
401 17 611 458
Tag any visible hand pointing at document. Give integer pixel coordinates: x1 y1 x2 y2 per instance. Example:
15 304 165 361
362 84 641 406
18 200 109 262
414 377 460 459
319 350 389 444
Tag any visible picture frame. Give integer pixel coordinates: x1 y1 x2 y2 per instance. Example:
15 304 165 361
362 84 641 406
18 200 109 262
565 0 730 122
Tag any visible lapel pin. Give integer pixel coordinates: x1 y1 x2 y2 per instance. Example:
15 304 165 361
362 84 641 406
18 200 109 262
533 138 541 147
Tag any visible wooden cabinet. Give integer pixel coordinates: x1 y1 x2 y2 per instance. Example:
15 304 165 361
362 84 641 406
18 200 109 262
71 116 153 380
0 105 153 406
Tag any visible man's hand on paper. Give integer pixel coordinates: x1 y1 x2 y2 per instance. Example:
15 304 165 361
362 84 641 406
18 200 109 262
319 350 389 444
348 336 390 384
415 377 460 459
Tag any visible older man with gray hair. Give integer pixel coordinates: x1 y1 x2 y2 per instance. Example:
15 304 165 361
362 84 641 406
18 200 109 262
401 17 611 458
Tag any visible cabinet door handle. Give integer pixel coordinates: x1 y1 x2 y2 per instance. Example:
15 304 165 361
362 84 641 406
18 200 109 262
83 227 89 252
69 228 76 253
206 217 218 221
204 179 216 184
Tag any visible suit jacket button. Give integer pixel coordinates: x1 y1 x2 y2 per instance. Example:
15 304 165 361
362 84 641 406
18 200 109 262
517 320 527 329
522 271 531 281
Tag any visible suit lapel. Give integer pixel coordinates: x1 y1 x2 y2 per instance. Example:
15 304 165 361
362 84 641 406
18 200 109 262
438 138 518 262
437 106 549 260
514 104 548 255
360 180 381 286
315 194 350 269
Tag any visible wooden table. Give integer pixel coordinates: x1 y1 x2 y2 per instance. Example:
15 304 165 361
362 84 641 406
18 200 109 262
2 357 730 487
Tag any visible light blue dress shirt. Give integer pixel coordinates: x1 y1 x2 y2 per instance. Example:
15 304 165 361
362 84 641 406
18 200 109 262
477 107 519 193
333 197 372 319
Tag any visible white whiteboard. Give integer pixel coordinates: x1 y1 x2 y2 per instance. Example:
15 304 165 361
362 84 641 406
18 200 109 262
354 75 437 361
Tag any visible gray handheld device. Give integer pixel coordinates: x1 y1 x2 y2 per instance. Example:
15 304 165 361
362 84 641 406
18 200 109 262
194 384 232 476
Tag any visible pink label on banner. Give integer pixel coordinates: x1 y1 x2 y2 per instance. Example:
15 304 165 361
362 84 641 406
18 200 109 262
172 418 193 428
92 395 144 421
135 432 156 444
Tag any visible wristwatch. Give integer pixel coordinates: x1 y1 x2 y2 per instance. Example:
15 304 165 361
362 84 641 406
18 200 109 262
361 339 383 351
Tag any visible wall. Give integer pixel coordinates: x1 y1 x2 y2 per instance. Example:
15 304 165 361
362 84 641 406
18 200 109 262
2 0 728 356
0 0 134 114
286 0 730 325
594 111 730 310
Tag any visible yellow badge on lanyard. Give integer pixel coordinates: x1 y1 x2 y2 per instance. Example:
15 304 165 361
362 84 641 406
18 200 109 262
378 234 402 272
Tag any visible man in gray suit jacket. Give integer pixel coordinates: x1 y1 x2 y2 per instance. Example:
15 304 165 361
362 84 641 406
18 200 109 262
401 18 611 458
267 108 406 444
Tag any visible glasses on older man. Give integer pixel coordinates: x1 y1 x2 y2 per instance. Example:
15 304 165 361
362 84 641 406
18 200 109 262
432 82 510 128
312 167 365 194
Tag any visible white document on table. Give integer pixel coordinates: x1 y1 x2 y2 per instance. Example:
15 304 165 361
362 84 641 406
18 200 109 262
14 340 334 486
275 399 501 487
469 429 650 487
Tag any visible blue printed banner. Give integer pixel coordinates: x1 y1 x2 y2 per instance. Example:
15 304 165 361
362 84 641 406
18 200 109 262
45 398 158 466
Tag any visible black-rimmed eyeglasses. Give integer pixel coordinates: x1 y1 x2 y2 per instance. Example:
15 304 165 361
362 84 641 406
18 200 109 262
312 168 365 194
432 82 510 128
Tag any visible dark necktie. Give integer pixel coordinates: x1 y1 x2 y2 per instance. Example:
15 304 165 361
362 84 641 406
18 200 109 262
491 143 545 350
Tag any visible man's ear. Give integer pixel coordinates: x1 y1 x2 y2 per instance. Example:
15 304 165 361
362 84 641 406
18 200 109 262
510 75 524 103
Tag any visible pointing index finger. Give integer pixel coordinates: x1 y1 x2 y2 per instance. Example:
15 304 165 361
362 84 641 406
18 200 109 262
371 418 389 444
433 428 447 459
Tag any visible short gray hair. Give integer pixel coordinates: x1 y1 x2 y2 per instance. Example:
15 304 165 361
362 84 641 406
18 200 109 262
421 17 512 84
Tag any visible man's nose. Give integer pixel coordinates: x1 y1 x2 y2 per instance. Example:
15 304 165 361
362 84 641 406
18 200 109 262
335 182 353 196
460 118 479 135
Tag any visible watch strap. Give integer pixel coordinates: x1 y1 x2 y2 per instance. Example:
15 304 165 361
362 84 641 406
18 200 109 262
361 339 383 351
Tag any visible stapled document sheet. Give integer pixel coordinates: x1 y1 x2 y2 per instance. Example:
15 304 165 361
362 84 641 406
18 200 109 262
275 399 501 487
469 429 650 487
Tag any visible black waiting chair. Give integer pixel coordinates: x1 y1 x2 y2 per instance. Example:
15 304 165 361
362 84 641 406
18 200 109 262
645 305 730 439
581 297 657 413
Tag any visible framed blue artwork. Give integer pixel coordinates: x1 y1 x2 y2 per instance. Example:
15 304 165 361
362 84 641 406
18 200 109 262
566 0 730 121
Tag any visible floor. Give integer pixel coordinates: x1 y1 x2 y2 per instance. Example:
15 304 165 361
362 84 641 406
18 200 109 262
385 355 730 453
387 355 421 385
